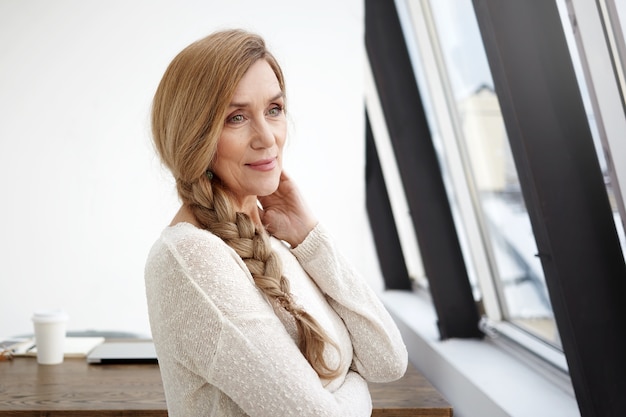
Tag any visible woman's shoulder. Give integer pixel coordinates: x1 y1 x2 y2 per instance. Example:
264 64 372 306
148 222 238 266
146 222 261 304
146 222 258 291
162 222 225 248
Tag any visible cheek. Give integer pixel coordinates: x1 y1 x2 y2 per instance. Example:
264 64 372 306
215 134 230 157
215 133 243 165
276 124 288 149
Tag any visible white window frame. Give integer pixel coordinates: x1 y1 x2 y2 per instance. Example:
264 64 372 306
395 0 503 319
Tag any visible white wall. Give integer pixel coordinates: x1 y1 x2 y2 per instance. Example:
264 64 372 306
0 0 381 338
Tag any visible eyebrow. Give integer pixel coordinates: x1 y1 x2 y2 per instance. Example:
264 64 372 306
228 91 285 109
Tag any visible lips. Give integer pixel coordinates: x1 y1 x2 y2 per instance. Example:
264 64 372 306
246 157 277 171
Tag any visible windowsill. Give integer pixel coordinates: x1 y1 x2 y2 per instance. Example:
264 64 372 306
380 290 581 417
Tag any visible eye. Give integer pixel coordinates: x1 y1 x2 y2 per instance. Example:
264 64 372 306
267 105 283 117
227 113 245 124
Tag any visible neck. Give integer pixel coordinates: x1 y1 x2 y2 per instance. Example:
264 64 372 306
236 199 263 229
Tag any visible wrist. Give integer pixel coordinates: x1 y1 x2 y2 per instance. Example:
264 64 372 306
290 219 318 248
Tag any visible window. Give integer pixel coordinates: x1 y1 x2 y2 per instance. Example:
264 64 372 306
366 0 626 415
421 0 561 348
366 1 626 414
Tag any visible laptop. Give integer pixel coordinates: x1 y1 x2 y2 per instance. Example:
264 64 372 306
86 341 158 364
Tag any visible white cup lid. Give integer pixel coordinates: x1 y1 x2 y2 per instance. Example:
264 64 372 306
32 309 69 323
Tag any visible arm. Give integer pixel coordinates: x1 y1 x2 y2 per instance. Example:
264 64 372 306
147 228 372 417
259 172 408 382
291 225 408 383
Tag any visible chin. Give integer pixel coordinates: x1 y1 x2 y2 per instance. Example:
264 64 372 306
258 186 279 197
257 179 280 197
251 169 281 196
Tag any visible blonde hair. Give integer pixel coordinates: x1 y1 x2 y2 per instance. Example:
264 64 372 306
151 29 340 379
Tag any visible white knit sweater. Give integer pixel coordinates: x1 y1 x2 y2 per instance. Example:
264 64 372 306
144 222 407 416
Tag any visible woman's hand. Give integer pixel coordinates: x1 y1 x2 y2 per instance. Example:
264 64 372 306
258 172 317 247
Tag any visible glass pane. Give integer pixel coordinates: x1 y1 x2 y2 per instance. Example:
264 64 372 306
427 0 561 347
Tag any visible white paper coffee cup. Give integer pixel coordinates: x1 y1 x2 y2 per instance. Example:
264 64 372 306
32 309 69 365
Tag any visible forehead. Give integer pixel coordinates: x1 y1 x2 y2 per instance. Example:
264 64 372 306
230 60 282 102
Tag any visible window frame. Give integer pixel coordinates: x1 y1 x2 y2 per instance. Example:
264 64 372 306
365 0 482 340
564 0 626 239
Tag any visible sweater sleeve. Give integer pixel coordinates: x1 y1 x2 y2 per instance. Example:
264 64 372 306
145 226 372 417
291 224 408 383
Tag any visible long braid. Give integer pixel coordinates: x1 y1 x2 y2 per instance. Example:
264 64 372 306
178 175 341 379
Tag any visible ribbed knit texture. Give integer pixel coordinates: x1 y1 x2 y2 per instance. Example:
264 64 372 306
145 222 407 416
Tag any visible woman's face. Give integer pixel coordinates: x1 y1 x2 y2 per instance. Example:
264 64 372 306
212 59 287 210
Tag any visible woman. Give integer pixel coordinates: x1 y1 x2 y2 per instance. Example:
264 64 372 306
145 29 408 417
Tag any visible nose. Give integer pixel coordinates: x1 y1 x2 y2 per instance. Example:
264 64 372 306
250 118 276 149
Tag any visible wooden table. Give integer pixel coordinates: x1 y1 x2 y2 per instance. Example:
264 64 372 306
369 364 452 416
0 357 451 416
